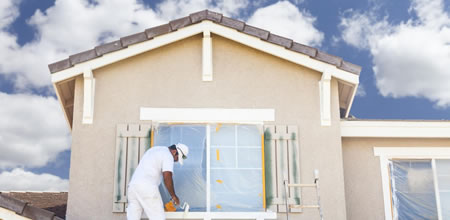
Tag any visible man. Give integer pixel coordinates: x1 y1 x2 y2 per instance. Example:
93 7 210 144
127 143 189 220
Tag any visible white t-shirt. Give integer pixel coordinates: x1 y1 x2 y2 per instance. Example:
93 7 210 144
129 146 174 187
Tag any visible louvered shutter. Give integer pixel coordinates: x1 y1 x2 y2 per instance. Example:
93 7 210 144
112 124 152 212
264 125 301 213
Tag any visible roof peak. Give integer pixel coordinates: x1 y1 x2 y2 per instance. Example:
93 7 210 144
48 9 361 75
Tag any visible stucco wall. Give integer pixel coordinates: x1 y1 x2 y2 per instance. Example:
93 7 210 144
342 137 450 220
67 34 346 220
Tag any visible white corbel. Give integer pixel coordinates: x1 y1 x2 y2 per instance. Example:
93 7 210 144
202 30 213 81
82 69 95 124
319 70 332 126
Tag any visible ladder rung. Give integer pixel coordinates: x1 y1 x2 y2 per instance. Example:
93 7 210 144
287 183 316 187
290 204 320 209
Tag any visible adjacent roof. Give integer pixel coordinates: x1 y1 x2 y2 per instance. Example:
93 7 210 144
0 192 67 220
48 10 361 75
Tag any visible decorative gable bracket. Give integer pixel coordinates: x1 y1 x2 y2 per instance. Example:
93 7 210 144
202 30 213 81
319 71 331 126
82 69 95 124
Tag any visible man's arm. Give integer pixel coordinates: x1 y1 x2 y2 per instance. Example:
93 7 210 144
163 171 179 205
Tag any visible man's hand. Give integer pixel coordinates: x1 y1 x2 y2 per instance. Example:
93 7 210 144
163 171 180 205
172 195 180 206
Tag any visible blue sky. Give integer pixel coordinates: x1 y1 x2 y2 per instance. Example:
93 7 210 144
0 0 449 191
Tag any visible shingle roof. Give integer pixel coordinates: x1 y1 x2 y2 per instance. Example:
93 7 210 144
0 192 67 220
48 10 361 75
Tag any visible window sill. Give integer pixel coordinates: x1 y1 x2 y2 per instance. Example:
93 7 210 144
164 211 277 219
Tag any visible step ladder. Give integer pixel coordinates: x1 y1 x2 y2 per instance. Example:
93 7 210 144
283 169 323 220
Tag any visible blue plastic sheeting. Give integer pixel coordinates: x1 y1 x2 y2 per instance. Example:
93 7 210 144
210 124 263 212
154 124 263 212
155 125 207 211
390 159 438 219
436 159 450 219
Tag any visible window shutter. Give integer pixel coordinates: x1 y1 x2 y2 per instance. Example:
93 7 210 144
113 124 152 212
264 125 301 213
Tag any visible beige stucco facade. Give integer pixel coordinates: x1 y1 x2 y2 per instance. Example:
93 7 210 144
342 137 450 220
66 34 347 219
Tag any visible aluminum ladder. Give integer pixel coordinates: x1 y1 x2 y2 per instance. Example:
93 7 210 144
283 169 323 220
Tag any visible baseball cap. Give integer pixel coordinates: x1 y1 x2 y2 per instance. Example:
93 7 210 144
176 143 189 165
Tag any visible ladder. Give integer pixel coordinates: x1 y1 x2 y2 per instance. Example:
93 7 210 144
283 169 323 220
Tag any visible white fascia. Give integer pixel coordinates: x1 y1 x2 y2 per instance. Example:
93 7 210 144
51 20 358 86
140 107 275 124
82 69 95 124
341 120 450 138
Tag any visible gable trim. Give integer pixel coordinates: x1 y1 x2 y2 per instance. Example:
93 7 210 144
51 21 359 85
341 120 450 138
140 107 275 123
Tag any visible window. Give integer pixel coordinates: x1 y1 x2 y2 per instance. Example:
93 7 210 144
375 148 450 220
154 123 264 212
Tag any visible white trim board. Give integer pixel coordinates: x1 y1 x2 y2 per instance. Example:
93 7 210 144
140 107 275 123
341 120 450 138
51 21 359 85
165 211 277 219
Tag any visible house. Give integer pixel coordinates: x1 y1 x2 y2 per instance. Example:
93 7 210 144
0 192 67 220
48 10 450 220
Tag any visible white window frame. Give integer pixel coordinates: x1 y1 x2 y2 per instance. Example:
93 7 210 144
374 147 450 220
143 109 277 219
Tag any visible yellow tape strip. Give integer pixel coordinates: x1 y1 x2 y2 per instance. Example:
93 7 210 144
150 128 154 148
216 179 223 184
216 149 220 161
216 123 222 132
261 133 266 209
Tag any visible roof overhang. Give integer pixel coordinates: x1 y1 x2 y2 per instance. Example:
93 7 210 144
50 16 360 129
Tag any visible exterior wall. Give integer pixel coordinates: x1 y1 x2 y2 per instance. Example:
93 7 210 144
342 137 450 220
67 34 346 219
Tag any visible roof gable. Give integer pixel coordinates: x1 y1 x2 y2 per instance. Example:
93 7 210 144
48 10 361 128
48 10 361 75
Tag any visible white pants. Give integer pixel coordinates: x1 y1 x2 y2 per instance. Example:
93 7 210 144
127 184 165 220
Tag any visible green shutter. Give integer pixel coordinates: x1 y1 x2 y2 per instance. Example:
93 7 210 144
264 125 301 213
112 123 152 213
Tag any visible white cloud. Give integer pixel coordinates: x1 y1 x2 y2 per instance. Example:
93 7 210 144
0 0 21 29
339 0 450 107
0 92 70 168
247 1 324 46
356 84 366 97
0 168 68 191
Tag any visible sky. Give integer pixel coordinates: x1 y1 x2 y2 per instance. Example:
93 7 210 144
0 0 449 191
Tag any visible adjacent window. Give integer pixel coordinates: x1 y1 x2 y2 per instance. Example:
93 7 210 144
154 123 264 212
375 148 450 220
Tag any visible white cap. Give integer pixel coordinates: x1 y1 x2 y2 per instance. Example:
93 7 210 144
176 143 189 165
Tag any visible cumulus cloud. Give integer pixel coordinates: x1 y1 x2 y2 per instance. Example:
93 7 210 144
339 0 450 107
0 92 70 168
247 1 323 46
0 168 68 191
356 84 366 97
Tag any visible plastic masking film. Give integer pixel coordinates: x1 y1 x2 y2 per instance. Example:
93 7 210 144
389 159 438 219
436 159 450 219
155 125 207 212
154 124 263 212
210 124 263 212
